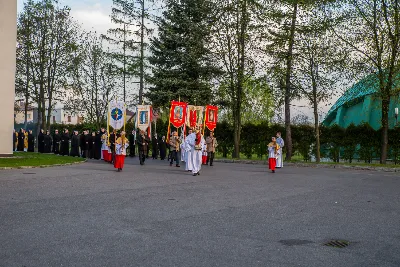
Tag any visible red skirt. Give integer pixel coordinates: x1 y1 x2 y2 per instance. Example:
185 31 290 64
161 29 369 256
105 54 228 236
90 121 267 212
202 155 207 165
114 155 125 169
269 158 276 171
102 150 108 161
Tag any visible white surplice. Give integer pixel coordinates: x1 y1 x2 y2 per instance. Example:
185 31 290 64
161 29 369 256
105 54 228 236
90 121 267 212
188 133 205 174
276 137 284 168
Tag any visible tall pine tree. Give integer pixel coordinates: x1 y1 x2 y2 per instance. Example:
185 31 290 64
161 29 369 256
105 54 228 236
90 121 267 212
147 0 220 107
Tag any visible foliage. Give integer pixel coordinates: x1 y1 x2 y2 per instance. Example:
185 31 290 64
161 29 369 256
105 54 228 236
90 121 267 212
147 0 219 108
324 0 400 163
16 0 80 132
65 32 117 129
341 124 358 163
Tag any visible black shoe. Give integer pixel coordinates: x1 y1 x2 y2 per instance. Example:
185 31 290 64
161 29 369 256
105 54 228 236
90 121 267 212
193 173 197 176
272 170 275 173
176 165 180 167
197 172 200 176
210 164 213 166
170 163 173 166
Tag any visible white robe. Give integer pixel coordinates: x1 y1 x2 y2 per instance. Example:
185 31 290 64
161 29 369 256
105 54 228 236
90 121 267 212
185 135 193 171
180 142 186 162
101 134 109 160
188 133 205 174
116 143 129 156
276 137 284 168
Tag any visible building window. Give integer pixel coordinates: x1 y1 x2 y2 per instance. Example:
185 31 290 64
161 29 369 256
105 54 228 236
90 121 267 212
27 114 31 119
53 116 56 123
67 116 71 122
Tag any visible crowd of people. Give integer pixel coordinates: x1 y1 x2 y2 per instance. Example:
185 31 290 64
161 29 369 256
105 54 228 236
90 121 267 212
13 127 283 174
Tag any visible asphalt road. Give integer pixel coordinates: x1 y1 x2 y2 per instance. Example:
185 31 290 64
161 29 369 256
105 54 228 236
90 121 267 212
1 157 399 267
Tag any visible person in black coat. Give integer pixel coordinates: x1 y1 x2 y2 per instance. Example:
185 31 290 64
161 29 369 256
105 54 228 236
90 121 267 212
129 130 136 157
94 131 102 160
89 132 95 159
53 129 61 154
17 129 25 151
109 130 116 163
137 130 150 165
28 130 35 152
79 131 86 157
159 135 167 160
13 129 17 151
83 131 90 158
38 129 45 153
44 130 52 153
70 131 80 157
60 129 70 156
152 133 159 159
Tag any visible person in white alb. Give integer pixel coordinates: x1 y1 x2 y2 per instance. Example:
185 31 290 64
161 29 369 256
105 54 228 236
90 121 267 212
188 128 205 176
184 129 193 172
276 132 284 168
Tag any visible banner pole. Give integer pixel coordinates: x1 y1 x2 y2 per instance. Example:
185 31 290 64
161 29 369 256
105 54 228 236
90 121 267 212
203 106 207 136
107 101 110 145
124 103 126 132
167 103 173 143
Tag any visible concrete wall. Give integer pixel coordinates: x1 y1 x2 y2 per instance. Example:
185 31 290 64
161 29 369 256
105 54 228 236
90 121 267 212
0 0 17 156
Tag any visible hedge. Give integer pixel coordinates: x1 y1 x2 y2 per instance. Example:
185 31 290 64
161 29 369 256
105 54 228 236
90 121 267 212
15 121 400 163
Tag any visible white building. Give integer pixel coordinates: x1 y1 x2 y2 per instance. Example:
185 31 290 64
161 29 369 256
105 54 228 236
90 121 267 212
32 107 84 125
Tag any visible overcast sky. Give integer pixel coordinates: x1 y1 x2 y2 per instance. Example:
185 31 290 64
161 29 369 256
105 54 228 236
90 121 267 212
17 0 340 121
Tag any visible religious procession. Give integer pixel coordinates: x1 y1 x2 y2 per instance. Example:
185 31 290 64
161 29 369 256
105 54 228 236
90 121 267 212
13 100 260 175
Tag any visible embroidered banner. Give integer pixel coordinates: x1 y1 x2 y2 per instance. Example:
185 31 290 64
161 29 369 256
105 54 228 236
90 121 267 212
136 105 152 132
187 105 204 129
108 100 126 130
169 101 187 128
205 105 218 131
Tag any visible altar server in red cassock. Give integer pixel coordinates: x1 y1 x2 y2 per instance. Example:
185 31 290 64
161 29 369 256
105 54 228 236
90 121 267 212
114 131 129 172
267 137 280 173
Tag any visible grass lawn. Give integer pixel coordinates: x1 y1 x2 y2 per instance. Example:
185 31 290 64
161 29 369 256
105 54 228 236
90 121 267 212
0 152 85 168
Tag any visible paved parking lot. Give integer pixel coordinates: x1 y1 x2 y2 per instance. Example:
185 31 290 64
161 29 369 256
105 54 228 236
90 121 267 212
1 158 399 267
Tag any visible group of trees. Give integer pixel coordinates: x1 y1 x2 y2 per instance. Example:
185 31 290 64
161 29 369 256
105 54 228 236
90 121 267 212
146 0 400 164
15 0 155 130
15 0 400 164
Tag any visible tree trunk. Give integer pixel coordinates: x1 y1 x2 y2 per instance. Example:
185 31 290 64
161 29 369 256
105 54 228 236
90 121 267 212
139 0 145 104
232 0 247 159
284 1 298 161
314 102 320 163
380 97 389 164
24 96 28 129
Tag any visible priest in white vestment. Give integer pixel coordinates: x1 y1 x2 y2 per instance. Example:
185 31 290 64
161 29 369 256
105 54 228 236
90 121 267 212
188 129 205 176
276 132 284 168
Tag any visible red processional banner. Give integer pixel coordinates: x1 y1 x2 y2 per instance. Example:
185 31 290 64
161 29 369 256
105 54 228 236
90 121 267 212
169 101 188 128
187 105 204 129
205 105 218 131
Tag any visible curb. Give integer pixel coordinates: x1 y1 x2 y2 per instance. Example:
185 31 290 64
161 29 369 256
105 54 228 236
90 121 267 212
0 160 87 170
214 159 400 173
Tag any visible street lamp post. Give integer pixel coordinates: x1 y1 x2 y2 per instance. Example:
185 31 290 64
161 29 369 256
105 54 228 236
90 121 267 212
395 108 398 125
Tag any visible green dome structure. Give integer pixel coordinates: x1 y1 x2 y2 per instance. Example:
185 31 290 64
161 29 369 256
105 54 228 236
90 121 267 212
323 74 400 130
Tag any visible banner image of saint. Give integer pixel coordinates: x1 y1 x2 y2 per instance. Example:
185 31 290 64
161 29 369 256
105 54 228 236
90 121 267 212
136 105 152 132
186 105 204 129
209 110 215 123
205 105 218 131
108 100 126 130
169 101 187 128
174 106 183 120
140 110 148 125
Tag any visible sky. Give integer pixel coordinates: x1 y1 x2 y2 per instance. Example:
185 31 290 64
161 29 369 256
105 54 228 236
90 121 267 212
17 0 341 121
